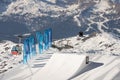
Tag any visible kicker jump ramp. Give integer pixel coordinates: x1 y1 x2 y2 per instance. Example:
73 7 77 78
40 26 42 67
31 53 89 80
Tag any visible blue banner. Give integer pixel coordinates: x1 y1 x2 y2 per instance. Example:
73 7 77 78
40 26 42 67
23 36 36 64
48 28 52 47
44 28 52 50
36 32 43 54
23 39 30 64
31 36 36 56
23 28 52 64
29 36 36 57
44 29 49 50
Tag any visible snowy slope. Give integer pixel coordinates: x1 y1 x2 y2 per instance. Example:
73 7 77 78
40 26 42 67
0 41 22 74
0 33 120 80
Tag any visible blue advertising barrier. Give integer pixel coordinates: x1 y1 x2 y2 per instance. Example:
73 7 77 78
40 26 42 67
29 36 36 57
48 28 52 47
23 28 52 64
44 29 49 50
23 39 30 64
31 36 36 56
36 32 43 54
44 28 52 49
23 36 36 64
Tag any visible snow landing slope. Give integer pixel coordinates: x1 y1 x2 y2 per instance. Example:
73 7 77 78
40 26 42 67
31 53 87 80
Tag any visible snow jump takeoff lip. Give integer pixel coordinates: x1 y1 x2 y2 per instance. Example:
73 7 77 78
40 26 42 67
31 53 89 80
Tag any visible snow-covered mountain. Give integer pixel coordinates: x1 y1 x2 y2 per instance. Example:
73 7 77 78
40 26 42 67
0 0 119 41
